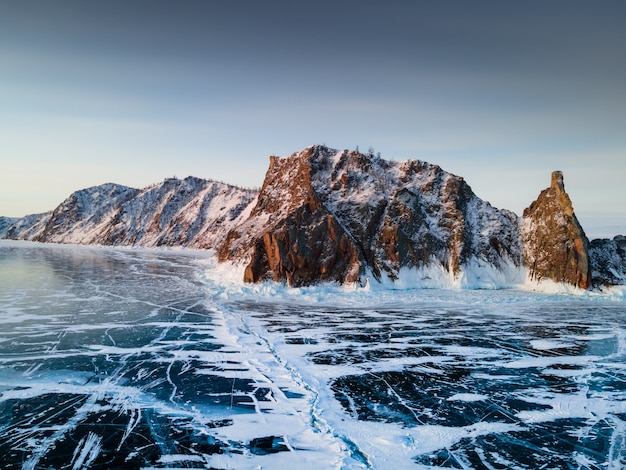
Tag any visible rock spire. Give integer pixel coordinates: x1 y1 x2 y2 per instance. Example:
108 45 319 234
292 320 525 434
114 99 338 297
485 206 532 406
522 171 590 289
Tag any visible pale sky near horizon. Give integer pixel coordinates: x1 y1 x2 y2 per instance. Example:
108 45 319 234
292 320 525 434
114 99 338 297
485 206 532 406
1 1 625 238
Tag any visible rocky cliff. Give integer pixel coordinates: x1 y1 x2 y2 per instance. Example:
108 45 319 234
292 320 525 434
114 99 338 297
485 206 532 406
219 145 523 286
217 147 365 285
522 171 591 289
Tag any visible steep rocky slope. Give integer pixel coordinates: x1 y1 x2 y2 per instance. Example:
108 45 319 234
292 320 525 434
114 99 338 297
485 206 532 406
6 177 257 250
522 171 591 289
0 217 19 238
219 145 523 286
218 148 365 285
5 212 52 241
32 183 140 244
95 177 257 249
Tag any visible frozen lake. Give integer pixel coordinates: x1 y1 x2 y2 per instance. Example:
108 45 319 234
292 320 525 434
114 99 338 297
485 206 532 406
0 240 625 469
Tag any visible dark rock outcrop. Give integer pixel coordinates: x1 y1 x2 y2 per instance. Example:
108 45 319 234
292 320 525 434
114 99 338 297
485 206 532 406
522 171 591 289
589 235 626 286
218 147 364 286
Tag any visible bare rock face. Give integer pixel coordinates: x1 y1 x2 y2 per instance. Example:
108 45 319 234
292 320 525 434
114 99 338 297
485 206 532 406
243 207 363 286
219 145 522 286
522 171 591 289
218 147 364 286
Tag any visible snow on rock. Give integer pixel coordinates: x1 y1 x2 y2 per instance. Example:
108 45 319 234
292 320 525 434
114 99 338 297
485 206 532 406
5 178 257 251
96 177 257 249
33 183 140 244
4 212 52 241
219 145 523 287
218 147 365 286
522 171 591 289
0 216 19 238
589 235 626 286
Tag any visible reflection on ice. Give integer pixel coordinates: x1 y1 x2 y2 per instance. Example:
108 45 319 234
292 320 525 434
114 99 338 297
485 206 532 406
0 240 625 469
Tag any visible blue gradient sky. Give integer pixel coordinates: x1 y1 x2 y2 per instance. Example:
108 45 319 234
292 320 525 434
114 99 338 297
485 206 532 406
1 1 625 238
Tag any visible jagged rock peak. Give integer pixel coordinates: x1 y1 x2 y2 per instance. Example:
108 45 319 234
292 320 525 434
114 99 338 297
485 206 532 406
552 170 564 190
522 171 590 289
219 145 364 286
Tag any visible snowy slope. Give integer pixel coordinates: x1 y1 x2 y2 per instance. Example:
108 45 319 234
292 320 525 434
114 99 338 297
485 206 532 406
33 183 140 244
5 178 257 251
4 212 52 241
0 217 19 238
98 177 257 249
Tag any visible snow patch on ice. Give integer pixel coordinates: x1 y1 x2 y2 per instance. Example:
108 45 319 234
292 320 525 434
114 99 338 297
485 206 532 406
447 393 489 402
157 454 205 463
516 389 626 424
529 339 575 350
71 432 102 470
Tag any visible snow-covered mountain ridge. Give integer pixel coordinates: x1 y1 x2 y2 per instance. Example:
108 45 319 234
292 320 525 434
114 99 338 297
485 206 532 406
4 145 624 289
5 177 257 250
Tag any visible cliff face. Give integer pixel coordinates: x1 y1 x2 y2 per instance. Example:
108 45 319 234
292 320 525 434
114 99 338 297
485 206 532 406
522 171 591 289
218 147 364 285
219 145 523 286
6 178 257 251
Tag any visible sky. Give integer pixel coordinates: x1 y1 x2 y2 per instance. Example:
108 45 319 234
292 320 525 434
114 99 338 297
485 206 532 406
1 1 625 238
